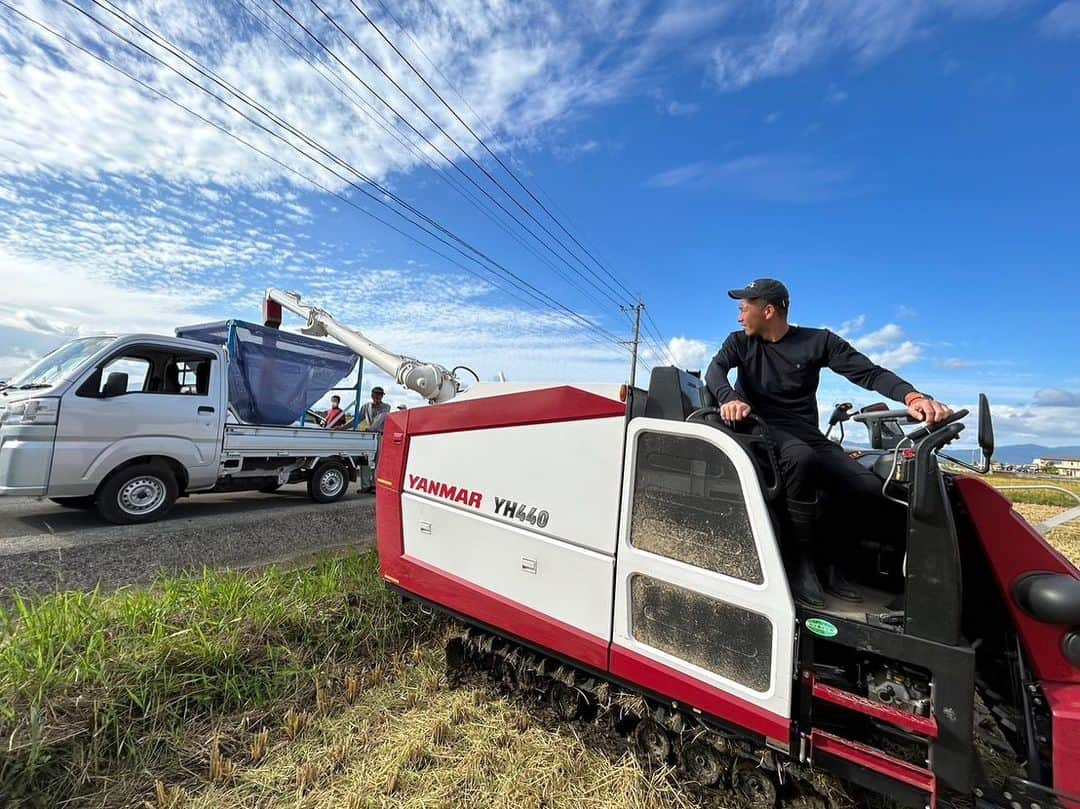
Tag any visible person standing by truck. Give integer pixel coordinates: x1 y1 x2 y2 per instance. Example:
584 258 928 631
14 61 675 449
356 387 391 493
358 386 390 430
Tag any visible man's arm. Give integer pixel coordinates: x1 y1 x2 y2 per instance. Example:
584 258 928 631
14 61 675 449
704 334 740 405
824 331 951 423
824 330 916 402
705 334 752 420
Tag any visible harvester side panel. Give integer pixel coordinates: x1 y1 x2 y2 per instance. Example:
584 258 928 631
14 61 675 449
401 494 616 641
401 416 626 555
376 386 626 671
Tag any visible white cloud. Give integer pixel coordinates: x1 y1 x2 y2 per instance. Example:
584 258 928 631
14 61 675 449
0 248 213 337
826 85 848 104
942 357 974 369
644 153 854 202
1040 1 1080 37
665 336 711 370
708 0 1024 91
837 313 866 337
852 323 905 351
870 340 922 369
552 139 601 161
666 100 700 116
1034 388 1080 407
650 0 734 39
895 304 917 319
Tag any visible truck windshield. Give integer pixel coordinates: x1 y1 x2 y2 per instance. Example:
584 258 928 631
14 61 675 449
3 336 116 390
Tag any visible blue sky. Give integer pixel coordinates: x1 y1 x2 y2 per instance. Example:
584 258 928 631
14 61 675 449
1 0 1078 445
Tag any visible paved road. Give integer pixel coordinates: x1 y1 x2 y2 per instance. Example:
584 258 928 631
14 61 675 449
0 486 375 600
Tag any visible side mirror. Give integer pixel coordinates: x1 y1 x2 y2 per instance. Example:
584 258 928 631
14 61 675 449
978 393 994 463
102 372 129 397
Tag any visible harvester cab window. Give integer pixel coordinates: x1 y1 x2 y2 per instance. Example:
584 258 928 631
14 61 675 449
629 431 763 584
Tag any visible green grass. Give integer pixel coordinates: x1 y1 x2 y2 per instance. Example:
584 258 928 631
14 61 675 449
0 551 444 807
983 473 1080 507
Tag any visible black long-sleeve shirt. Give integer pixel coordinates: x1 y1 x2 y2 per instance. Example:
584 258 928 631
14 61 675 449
704 326 916 433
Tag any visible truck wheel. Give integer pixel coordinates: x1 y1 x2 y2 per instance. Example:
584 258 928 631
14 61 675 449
49 496 96 510
97 462 178 525
308 459 349 503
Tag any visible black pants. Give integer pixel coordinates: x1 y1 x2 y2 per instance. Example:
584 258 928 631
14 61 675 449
769 424 905 582
769 424 883 503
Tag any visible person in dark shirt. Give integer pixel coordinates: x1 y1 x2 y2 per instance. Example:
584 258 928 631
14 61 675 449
705 278 952 607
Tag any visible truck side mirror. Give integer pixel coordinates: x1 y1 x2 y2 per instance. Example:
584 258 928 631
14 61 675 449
978 393 994 463
102 372 129 397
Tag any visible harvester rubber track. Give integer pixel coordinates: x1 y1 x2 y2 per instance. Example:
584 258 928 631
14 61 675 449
445 627 838 809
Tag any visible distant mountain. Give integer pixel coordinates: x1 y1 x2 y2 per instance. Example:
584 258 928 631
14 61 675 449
991 445 1080 465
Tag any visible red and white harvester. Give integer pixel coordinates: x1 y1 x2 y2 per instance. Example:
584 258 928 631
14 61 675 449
266 289 1080 809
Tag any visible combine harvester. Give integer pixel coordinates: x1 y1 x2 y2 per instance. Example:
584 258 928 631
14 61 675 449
265 291 1080 808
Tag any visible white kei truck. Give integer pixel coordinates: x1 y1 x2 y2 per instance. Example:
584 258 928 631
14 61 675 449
0 322 378 524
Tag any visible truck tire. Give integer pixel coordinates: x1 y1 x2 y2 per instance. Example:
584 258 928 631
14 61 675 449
96 461 179 525
308 459 349 504
49 496 96 510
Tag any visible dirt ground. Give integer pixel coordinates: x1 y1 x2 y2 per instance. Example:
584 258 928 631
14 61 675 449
1012 502 1080 566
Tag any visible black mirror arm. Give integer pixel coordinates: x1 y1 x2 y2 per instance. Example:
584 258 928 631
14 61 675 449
911 423 965 520
938 450 992 475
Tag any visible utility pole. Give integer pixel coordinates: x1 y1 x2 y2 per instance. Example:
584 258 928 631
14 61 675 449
621 296 644 388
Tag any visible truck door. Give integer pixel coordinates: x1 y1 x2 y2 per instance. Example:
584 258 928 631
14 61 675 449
610 417 796 741
50 343 224 496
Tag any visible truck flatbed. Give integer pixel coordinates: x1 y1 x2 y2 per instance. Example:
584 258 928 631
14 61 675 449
222 423 378 457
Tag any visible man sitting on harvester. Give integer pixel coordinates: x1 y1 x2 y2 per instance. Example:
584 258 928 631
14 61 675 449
705 278 953 607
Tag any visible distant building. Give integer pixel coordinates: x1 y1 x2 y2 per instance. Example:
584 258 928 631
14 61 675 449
1033 457 1080 478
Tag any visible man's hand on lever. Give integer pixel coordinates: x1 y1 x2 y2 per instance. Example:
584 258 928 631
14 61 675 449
905 392 952 426
720 399 752 422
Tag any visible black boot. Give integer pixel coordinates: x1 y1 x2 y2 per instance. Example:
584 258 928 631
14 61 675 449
826 564 863 603
787 498 826 608
791 544 826 607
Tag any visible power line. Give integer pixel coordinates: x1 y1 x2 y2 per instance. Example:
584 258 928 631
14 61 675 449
256 0 633 313
369 0 637 308
291 0 633 310
345 0 638 305
229 0 613 314
642 308 676 366
74 0 629 348
38 0 629 355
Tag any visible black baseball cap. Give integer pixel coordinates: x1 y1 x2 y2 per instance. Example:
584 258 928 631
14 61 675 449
371 386 385 395
727 278 790 309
